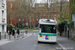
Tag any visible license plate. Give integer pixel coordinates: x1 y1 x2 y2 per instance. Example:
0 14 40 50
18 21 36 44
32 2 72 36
40 35 42 37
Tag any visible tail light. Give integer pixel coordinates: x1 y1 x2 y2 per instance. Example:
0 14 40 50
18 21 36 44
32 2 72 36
53 34 54 36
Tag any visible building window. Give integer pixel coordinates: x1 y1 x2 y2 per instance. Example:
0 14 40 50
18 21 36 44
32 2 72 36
11 2 12 8
2 25 4 32
22 18 24 21
37 16 38 21
51 15 53 19
44 15 45 18
29 16 31 22
2 10 4 17
40 15 42 19
2 0 5 8
47 15 49 19
54 15 56 21
18 18 20 21
26 23 28 26
33 19 34 21
2 0 3 3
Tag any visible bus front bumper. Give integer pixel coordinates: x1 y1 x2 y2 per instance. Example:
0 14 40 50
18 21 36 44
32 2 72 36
38 35 57 43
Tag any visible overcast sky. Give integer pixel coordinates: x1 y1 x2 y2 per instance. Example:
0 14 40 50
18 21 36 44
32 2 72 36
36 0 69 3
36 0 47 3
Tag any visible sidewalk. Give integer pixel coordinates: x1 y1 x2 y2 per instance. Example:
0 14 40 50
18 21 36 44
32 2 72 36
0 39 12 46
0 33 27 46
57 36 75 50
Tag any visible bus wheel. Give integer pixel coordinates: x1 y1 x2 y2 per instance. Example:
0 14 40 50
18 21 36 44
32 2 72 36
54 42 57 44
38 41 40 43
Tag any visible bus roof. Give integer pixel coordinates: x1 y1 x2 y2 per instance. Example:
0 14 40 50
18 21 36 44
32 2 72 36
39 19 57 25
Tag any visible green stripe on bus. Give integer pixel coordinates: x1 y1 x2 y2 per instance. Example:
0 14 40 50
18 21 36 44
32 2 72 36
38 32 57 36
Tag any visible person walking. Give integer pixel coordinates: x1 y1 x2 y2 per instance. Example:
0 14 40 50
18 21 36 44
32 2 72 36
17 29 20 35
17 29 20 37
25 30 28 34
12 28 15 36
8 30 11 35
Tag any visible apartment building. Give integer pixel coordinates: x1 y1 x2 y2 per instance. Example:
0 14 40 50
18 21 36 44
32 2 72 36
0 0 7 34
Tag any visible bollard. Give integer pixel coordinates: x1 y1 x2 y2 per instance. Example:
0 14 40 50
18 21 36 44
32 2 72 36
14 34 16 39
68 25 69 39
5 32 6 39
0 32 1 40
8 31 11 40
25 30 28 34
9 34 11 40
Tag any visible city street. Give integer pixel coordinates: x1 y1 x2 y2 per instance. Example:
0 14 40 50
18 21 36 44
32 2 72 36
0 0 75 50
0 31 61 50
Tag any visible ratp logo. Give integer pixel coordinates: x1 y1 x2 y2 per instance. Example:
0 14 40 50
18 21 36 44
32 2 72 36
45 35 50 40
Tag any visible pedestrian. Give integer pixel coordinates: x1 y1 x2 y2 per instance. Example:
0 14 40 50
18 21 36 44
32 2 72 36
8 30 9 35
17 29 20 35
17 28 20 37
25 30 28 34
12 28 15 36
9 31 11 35
8 30 11 35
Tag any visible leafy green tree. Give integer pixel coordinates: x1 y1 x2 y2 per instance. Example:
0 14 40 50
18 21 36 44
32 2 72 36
57 12 69 24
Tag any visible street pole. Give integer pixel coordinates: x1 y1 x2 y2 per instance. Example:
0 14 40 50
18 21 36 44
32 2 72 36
11 0 12 24
60 0 62 36
67 21 70 39
30 16 31 29
0 32 1 40
33 8 35 28
60 0 62 12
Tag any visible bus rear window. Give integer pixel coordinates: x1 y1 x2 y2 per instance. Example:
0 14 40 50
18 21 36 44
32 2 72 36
40 24 56 33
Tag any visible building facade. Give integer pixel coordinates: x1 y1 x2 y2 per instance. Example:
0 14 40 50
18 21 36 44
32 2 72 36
0 0 7 34
7 1 59 27
7 0 69 27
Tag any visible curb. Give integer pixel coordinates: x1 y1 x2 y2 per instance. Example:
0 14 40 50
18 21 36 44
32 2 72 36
57 42 67 50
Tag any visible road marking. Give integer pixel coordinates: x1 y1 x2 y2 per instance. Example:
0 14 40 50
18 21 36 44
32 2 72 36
57 42 67 50
34 33 36 35
23 33 32 39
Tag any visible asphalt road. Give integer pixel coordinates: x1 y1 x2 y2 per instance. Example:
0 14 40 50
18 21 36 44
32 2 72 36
0 31 61 50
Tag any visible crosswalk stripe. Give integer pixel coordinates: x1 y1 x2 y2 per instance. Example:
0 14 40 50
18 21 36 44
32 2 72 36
34 33 36 35
25 33 38 36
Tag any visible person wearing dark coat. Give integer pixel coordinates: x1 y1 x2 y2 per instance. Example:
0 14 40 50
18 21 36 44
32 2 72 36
17 29 20 35
12 29 15 36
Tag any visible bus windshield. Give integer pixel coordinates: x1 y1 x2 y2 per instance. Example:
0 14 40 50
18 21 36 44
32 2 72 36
40 24 56 33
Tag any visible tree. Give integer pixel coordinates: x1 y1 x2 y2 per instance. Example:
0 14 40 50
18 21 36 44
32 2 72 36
57 0 69 24
7 0 35 28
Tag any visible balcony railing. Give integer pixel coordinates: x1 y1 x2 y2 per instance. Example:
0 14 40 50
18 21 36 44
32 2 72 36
2 3 5 8
2 18 5 22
